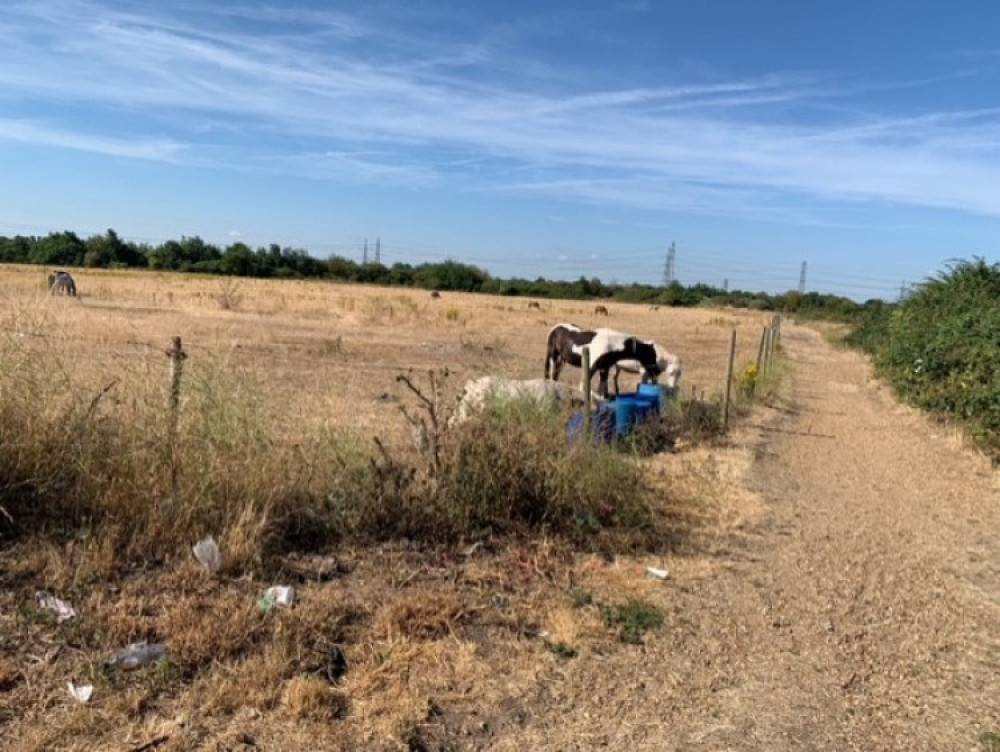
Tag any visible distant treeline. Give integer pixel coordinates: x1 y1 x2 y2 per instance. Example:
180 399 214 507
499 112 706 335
1 228 881 316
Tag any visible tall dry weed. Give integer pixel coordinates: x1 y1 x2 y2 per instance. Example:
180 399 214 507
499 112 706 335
0 308 372 569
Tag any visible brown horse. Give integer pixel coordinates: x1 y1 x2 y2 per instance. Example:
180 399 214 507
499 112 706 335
594 305 609 316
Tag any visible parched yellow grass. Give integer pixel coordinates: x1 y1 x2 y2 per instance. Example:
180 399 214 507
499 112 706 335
0 264 781 751
0 264 770 440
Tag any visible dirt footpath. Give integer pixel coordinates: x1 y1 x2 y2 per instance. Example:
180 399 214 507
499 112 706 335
489 321 999 752
682 322 1000 750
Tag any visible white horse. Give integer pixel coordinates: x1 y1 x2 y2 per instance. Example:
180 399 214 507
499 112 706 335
449 375 602 427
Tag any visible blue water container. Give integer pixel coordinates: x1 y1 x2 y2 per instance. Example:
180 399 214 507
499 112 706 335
636 383 665 414
566 403 616 448
594 403 616 444
613 395 656 436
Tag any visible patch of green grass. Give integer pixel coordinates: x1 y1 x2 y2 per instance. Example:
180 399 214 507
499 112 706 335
981 731 1000 752
542 640 578 659
599 598 664 644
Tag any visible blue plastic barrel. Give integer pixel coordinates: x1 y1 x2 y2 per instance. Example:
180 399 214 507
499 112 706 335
567 403 617 448
613 395 656 436
594 403 616 444
636 383 665 414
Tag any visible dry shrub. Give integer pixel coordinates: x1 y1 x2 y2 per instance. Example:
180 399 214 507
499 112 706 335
319 392 663 550
0 657 20 691
374 592 464 641
0 322 373 570
187 643 292 716
216 279 243 310
629 397 727 456
433 403 654 545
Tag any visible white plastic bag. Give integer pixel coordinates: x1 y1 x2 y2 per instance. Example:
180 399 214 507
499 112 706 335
192 536 222 575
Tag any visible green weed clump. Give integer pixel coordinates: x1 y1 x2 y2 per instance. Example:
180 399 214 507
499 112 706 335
599 598 664 644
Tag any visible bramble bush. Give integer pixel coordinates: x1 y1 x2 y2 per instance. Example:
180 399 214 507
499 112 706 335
847 258 1000 457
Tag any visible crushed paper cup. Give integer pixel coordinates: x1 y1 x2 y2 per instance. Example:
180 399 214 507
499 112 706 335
36 592 77 623
645 567 669 580
259 585 295 611
68 682 94 703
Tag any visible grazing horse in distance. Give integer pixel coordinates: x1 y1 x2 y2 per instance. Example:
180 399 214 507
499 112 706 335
594 305 609 316
527 301 541 310
48 270 77 297
545 323 671 398
430 291 441 299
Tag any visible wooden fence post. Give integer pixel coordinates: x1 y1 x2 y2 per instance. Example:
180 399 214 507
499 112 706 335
165 336 187 419
756 326 768 372
763 326 774 374
722 328 737 431
767 317 777 368
165 336 187 497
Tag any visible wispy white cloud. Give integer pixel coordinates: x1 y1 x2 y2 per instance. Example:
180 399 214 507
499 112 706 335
258 150 438 187
2 0 1000 220
0 117 185 160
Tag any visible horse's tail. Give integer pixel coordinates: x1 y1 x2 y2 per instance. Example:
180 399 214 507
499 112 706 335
544 328 556 379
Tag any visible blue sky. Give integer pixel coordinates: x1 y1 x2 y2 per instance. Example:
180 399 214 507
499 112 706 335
2 0 1000 300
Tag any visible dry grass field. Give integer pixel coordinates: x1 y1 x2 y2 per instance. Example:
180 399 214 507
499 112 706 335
1 265 763 429
0 265 779 750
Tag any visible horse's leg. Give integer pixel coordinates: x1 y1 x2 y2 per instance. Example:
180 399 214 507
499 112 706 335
548 350 562 382
597 370 610 399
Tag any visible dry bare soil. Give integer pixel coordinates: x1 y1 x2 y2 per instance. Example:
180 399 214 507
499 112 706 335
1 268 998 750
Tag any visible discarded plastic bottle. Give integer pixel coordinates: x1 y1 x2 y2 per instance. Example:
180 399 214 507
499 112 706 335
106 641 167 670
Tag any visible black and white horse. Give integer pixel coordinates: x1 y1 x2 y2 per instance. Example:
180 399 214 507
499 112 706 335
544 323 681 398
48 270 77 297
